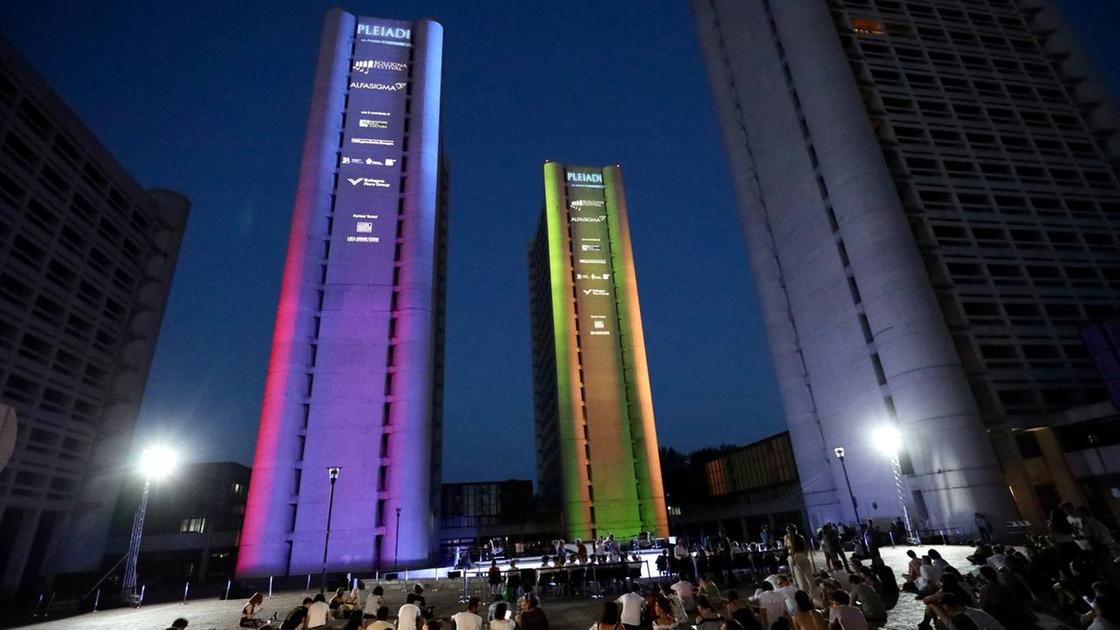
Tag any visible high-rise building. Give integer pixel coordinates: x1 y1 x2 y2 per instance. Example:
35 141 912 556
693 0 1120 532
0 36 188 597
238 10 447 577
529 163 668 540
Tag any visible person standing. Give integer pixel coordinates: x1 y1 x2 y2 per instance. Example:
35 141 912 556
488 560 503 598
784 525 813 593
759 525 770 549
975 512 992 544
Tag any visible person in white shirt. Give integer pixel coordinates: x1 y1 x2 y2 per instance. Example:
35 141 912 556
827 590 869 630
365 606 395 630
615 584 645 629
306 594 330 629
396 593 422 630
659 583 687 623
450 597 483 630
364 586 387 619
930 593 1005 630
750 576 796 628
489 602 515 630
916 556 943 594
671 575 696 611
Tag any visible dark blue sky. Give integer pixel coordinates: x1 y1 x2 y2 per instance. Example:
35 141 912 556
3 2 1119 483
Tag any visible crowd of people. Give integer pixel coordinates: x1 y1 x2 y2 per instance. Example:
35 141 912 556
153 503 1120 630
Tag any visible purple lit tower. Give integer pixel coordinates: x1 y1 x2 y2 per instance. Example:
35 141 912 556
238 10 447 577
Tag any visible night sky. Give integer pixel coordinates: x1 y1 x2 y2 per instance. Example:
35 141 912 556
2 2 1118 484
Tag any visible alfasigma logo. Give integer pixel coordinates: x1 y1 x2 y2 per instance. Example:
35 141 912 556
570 215 607 223
350 81 408 92
566 172 603 184
353 59 409 74
357 24 411 40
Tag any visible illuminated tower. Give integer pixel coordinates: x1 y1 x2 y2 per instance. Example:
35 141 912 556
529 163 668 540
238 10 447 577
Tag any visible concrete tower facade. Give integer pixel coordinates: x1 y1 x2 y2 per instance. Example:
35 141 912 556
529 163 668 540
0 36 188 597
693 0 1120 533
238 10 447 577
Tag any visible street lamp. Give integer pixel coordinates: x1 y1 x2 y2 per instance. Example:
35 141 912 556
872 425 918 544
393 507 402 572
833 446 862 530
321 466 341 592
122 445 178 599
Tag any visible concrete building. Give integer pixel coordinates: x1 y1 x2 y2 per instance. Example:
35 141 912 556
0 36 188 597
663 432 806 543
693 0 1120 534
104 462 250 588
238 10 448 577
528 163 668 541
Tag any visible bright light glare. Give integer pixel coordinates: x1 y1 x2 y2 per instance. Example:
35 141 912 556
872 425 902 457
139 445 178 480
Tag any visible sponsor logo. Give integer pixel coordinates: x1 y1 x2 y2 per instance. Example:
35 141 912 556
356 24 411 40
347 236 380 243
581 244 602 252
566 172 603 184
576 273 611 280
352 213 379 220
582 288 610 296
347 177 391 188
356 222 374 233
359 119 389 129
579 258 607 265
570 215 607 223
352 59 409 74
349 81 408 91
360 110 391 117
593 320 606 329
341 156 396 166
351 138 394 146
569 199 605 209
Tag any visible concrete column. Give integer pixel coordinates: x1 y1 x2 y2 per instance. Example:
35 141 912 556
1035 428 1087 507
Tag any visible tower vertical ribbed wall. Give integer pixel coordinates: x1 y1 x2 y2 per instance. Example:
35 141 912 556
529 163 668 540
695 0 1120 531
238 10 446 577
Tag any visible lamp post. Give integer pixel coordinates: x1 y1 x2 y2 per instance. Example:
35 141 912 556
122 445 178 599
393 507 402 572
321 466 341 592
872 425 918 544
833 446 862 530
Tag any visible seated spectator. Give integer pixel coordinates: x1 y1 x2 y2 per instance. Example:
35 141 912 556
751 577 795 628
915 556 944 595
1087 593 1120 630
651 596 679 630
699 573 723 605
827 590 868 630
517 594 549 630
490 602 515 630
397 593 422 630
365 606 393 630
589 601 624 630
790 590 827 630
672 574 697 612
451 596 483 630
660 582 688 624
847 575 886 625
927 593 1004 630
725 590 763 630
342 610 363 630
328 587 346 613
306 594 329 630
165 618 189 630
278 605 308 630
694 596 725 630
868 558 898 609
242 592 266 628
975 565 1034 629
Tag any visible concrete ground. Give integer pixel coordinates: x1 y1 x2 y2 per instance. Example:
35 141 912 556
16 545 1078 630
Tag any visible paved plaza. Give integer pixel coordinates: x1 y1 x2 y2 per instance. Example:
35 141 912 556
18 545 1077 630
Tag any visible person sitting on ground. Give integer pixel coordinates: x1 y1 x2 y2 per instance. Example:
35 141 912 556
279 605 308 630
975 565 1034 629
451 596 483 630
517 593 549 630
868 558 898 609
589 601 624 630
422 619 443 630
725 590 763 630
751 579 793 629
242 592 267 628
489 602 515 630
694 596 725 630
165 618 189 630
827 590 868 630
652 596 680 630
699 573 723 606
915 555 944 595
672 573 697 612
846 575 886 625
342 610 363 630
364 585 386 620
397 593 422 630
661 582 688 624
790 590 827 630
412 585 429 615
328 587 346 614
901 550 922 593
364 606 393 630
1086 593 1120 630
306 594 329 630
615 583 645 630
927 593 1004 630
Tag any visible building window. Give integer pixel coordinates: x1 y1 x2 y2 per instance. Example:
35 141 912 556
180 517 207 534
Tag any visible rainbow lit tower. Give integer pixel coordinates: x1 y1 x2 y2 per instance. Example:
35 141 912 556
238 9 447 577
529 163 669 540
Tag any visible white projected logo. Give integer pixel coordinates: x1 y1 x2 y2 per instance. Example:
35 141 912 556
359 119 389 129
349 81 408 92
356 222 374 233
582 289 610 296
352 59 409 74
581 244 601 252
341 156 397 167
351 138 394 146
347 177 390 188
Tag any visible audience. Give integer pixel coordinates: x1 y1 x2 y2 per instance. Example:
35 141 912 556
827 590 868 630
450 596 482 630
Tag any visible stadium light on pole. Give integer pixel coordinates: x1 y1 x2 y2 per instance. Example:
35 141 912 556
872 425 918 543
122 445 178 598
